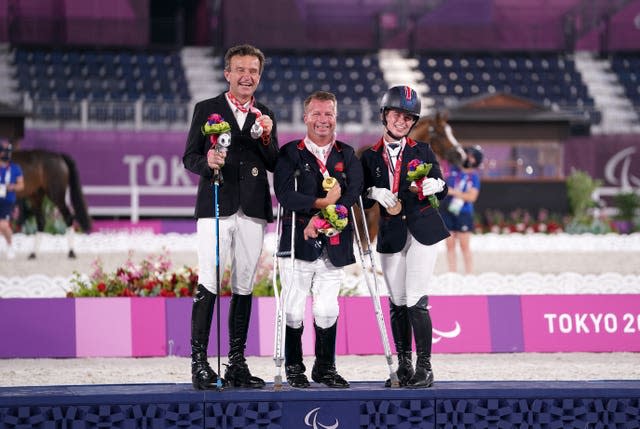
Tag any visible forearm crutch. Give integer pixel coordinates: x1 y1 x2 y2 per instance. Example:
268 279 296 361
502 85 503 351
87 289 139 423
212 174 224 390
273 171 299 390
208 135 230 390
351 197 399 387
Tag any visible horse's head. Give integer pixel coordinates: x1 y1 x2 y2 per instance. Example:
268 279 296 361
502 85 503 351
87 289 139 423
410 111 466 167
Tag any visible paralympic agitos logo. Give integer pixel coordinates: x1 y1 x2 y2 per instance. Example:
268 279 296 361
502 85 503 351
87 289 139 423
604 146 640 188
304 407 339 429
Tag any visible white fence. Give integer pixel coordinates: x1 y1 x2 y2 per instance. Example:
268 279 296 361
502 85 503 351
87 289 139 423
83 185 197 221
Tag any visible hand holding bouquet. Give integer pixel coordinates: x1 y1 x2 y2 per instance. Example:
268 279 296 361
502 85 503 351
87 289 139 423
312 204 349 237
406 159 440 208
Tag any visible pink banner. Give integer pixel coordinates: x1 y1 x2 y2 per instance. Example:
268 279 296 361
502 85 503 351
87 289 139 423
431 296 492 353
521 295 640 352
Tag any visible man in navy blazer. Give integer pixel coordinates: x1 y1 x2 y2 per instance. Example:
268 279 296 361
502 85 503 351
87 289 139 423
274 91 363 388
360 85 449 389
183 44 278 390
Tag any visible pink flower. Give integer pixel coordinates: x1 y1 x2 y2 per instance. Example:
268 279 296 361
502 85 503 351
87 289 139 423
407 159 421 171
207 113 224 124
313 218 331 229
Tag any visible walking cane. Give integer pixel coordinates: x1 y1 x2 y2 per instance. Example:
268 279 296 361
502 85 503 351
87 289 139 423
351 197 400 387
273 170 299 390
211 133 231 390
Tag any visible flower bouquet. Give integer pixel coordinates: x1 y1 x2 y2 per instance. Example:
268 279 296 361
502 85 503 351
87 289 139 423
313 204 349 237
406 159 439 208
201 113 231 148
202 113 231 136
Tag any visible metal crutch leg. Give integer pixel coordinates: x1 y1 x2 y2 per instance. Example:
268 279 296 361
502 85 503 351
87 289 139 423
273 170 299 390
351 197 399 387
272 204 286 389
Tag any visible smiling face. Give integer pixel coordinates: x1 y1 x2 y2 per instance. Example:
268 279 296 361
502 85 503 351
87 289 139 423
304 98 337 146
384 109 417 140
224 54 262 103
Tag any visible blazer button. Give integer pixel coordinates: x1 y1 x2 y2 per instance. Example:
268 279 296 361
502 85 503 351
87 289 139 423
402 215 406 220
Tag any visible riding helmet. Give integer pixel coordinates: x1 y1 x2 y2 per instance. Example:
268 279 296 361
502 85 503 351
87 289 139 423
463 145 484 168
380 85 422 123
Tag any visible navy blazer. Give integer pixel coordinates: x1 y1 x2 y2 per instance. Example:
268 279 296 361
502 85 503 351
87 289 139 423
274 139 364 267
183 93 279 221
360 137 450 253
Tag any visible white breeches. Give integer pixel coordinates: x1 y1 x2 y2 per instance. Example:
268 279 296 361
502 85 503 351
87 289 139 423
379 234 438 307
278 254 344 329
197 210 266 295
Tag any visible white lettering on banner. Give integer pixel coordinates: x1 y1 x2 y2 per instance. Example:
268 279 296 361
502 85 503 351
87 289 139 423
146 155 166 186
171 156 192 186
543 313 639 334
304 407 339 429
590 313 603 333
123 155 144 186
123 155 193 187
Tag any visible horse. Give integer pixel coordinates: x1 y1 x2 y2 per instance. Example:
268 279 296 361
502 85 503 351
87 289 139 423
12 149 92 259
353 112 466 250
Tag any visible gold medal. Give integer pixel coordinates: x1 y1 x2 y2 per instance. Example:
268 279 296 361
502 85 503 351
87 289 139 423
322 177 337 191
387 200 402 215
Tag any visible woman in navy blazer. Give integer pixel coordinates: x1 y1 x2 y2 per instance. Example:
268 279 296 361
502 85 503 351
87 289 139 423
360 86 449 388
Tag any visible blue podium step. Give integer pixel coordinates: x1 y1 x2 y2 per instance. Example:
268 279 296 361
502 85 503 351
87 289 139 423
1 380 639 428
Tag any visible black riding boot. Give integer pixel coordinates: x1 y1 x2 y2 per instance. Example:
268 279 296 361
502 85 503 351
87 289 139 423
385 301 414 387
224 293 265 388
285 325 310 388
406 296 434 388
311 322 349 388
191 284 224 390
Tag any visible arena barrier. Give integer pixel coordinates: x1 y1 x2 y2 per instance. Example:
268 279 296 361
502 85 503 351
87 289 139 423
1 294 639 359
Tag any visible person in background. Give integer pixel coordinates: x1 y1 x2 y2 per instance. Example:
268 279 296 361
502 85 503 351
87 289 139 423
440 145 483 274
274 91 363 388
0 138 24 260
360 85 449 388
182 44 278 390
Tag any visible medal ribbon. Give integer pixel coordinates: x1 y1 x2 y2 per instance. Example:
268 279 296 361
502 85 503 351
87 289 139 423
380 139 404 194
226 91 262 117
226 91 271 145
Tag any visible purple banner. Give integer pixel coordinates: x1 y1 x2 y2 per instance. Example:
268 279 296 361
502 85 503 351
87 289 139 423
0 298 76 358
564 136 640 188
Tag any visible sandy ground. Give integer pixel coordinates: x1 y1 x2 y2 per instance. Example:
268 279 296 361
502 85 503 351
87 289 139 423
2 353 639 387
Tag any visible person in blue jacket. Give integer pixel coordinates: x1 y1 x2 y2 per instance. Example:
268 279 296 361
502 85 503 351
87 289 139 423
0 138 24 260
440 145 483 274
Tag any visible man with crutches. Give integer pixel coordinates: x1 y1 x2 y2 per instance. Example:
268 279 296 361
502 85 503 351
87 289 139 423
360 85 449 388
183 44 278 390
273 91 363 388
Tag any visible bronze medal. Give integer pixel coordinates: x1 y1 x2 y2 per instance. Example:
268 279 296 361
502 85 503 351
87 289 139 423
387 200 402 215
